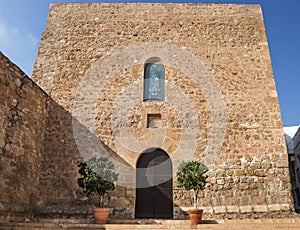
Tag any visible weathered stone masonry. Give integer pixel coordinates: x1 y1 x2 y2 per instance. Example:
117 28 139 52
0 3 295 220
0 52 48 219
0 52 88 220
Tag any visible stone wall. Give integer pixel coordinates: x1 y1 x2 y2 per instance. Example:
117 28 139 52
0 52 48 219
175 153 292 219
28 3 294 219
0 52 93 220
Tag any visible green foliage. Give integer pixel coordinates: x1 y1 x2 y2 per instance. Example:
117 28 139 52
176 161 208 208
77 157 118 207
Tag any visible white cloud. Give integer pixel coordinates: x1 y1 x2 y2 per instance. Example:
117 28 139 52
0 19 9 43
0 14 38 75
28 33 38 47
0 15 19 44
0 15 34 48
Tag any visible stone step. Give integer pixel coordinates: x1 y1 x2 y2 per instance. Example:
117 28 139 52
1 218 300 230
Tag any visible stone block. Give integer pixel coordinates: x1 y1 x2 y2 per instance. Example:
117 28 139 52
203 206 213 214
253 205 268 213
240 205 252 213
214 206 226 214
227 205 239 213
268 204 281 212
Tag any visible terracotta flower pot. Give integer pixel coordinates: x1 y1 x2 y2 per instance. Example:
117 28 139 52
188 209 203 225
93 207 110 224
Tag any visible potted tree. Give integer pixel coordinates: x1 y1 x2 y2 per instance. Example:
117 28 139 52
176 160 208 225
77 157 118 224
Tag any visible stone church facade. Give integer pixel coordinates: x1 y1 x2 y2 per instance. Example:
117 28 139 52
0 3 295 220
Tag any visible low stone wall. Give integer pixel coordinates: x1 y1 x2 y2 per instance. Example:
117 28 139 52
174 153 293 219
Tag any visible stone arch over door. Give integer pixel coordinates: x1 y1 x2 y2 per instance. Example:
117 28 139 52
135 148 173 219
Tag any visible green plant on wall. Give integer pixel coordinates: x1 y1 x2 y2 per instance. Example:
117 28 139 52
176 161 208 209
77 157 118 208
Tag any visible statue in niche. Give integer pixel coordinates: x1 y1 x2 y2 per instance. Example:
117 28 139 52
149 73 160 96
144 62 165 101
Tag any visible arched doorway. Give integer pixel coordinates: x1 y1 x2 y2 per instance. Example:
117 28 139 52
135 148 173 219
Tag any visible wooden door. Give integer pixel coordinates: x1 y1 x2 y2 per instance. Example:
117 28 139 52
135 149 173 219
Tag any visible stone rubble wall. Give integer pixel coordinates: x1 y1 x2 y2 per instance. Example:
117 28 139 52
0 51 48 219
174 153 293 219
0 52 136 220
32 3 287 162
0 52 92 220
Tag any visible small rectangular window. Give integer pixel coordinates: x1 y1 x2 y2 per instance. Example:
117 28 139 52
147 114 162 128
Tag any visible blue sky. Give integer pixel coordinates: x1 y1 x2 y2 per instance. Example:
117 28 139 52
0 0 299 126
